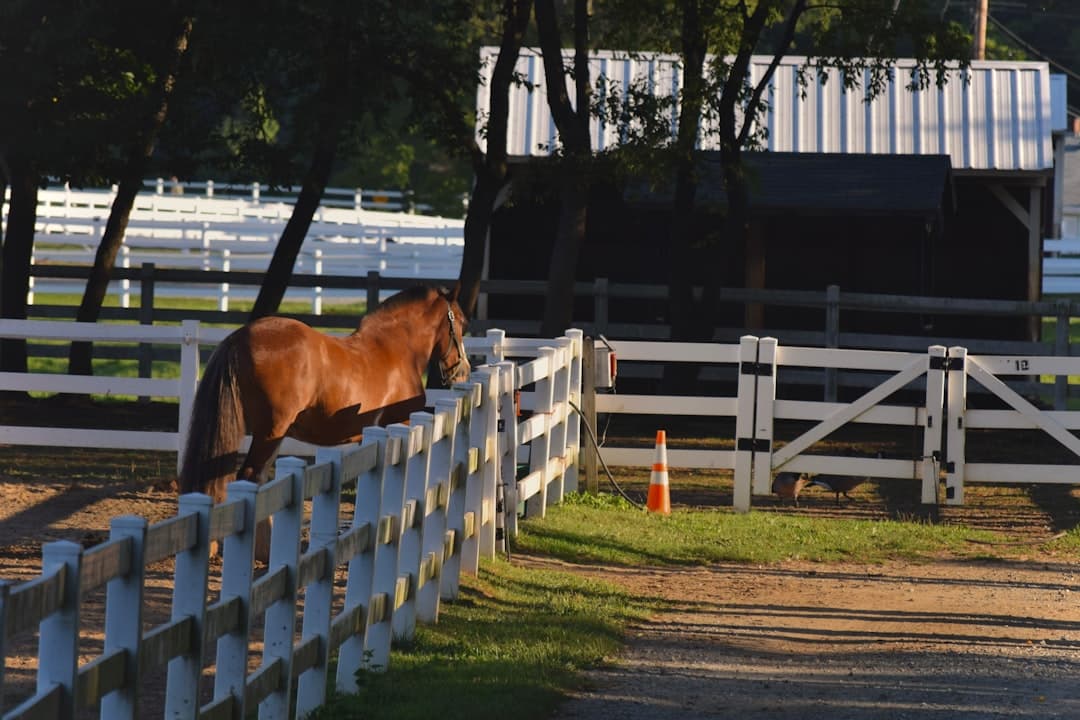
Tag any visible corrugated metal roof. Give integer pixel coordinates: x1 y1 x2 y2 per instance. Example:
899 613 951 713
477 48 1054 172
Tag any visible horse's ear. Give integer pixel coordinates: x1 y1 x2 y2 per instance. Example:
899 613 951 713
449 281 461 303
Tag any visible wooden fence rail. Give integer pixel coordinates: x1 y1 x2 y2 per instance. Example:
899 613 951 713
0 325 584 720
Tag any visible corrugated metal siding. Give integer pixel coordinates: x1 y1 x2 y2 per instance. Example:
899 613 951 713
477 48 1053 171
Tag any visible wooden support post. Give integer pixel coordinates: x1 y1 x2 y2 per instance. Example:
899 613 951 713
582 337 598 494
922 346 947 505
101 516 148 720
825 284 840 402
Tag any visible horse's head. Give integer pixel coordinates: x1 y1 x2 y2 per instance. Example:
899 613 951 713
436 284 471 386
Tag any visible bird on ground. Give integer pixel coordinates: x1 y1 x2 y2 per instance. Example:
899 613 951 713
809 474 866 504
772 472 811 506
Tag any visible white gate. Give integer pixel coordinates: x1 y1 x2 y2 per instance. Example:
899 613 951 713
737 336 947 506
944 346 1080 504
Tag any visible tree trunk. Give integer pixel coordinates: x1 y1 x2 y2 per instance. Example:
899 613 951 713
68 17 193 376
1 160 39 375
541 177 588 336
535 0 591 336
249 116 341 320
456 0 531 320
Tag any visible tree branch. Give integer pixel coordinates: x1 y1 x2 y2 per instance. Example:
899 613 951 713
737 0 809 148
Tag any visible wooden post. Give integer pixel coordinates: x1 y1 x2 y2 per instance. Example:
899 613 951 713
441 393 469 601
212 480 259 718
297 450 343 715
494 361 521 537
335 431 386 692
733 336 759 512
525 348 556 519
366 270 381 312
165 494 212 720
1054 299 1070 411
945 346 968 505
564 329 584 494
260 457 306 720
825 284 840 402
38 541 83 720
365 425 409 671
393 419 431 643
581 337 598 494
548 339 573 505
922 346 948 505
417 406 453 623
751 337 777 497
137 263 155 396
177 320 200 475
101 516 148 720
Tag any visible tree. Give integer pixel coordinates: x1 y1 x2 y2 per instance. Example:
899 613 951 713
68 10 195 376
458 0 533 318
596 0 970 349
535 0 593 336
0 1 147 374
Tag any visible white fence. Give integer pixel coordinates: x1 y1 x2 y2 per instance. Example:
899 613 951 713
1042 205 1080 294
23 184 464 309
0 321 583 720
591 336 1080 510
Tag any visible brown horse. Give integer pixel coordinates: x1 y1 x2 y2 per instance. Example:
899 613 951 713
179 284 470 504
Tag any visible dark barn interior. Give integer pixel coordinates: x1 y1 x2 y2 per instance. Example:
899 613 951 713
488 150 1045 343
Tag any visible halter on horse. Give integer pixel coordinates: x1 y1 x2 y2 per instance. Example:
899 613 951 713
178 284 470 504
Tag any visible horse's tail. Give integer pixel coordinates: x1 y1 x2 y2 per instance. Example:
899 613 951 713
178 336 246 504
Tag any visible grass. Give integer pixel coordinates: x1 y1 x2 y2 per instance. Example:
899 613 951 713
308 558 653 720
22 293 369 397
306 484 1078 719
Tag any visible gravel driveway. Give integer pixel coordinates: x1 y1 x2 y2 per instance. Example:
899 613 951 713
521 557 1080 720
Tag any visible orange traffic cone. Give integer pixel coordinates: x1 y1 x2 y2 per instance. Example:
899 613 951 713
646 430 671 514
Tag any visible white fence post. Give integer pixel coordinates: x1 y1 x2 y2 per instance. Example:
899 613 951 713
335 430 386 692
945 346 968 505
473 368 499 560
212 480 259 717
417 408 452 624
922 346 948 504
733 335 759 512
440 395 469 600
365 424 409 672
165 493 212 720
548 339 572 507
177 320 201 474
297 449 343 715
563 329 584 494
485 328 505 365
37 540 83 720
459 381 485 573
751 337 777 496
392 420 430 643
495 361 520 541
100 515 148 720
259 457 306 720
525 348 555 519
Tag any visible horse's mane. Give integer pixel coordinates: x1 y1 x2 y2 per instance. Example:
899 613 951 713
358 284 447 331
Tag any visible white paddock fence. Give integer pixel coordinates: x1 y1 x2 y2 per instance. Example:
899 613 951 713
0 321 583 720
24 185 464 310
590 336 1080 511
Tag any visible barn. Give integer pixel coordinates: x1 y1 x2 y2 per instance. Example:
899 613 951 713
478 50 1069 342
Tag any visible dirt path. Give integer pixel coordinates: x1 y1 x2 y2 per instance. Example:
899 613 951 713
520 556 1080 720
0 443 1078 718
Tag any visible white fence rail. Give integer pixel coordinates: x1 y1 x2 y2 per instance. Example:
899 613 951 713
21 184 464 309
590 335 1080 511
1042 206 1080 294
0 322 583 720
